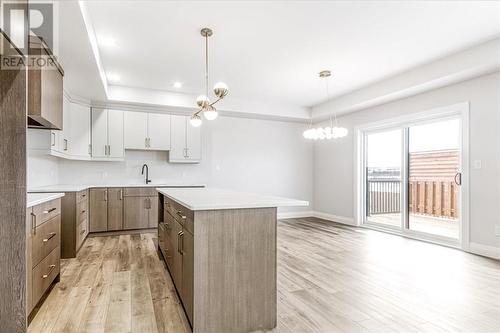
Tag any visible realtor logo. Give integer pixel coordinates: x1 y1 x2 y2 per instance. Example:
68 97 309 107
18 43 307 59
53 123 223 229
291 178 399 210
2 1 54 51
1 1 57 69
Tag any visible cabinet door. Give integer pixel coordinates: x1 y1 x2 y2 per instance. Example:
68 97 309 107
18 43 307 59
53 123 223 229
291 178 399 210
123 197 149 230
61 96 71 154
186 122 201 161
89 188 108 232
91 108 108 158
164 212 175 269
69 102 91 159
169 115 186 161
181 230 194 324
107 110 124 158
50 130 63 153
171 220 183 290
148 113 171 151
107 188 123 231
148 196 158 228
40 47 63 129
124 111 147 150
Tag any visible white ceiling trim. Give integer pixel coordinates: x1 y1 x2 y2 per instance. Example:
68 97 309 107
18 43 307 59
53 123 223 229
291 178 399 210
311 38 500 122
78 0 108 98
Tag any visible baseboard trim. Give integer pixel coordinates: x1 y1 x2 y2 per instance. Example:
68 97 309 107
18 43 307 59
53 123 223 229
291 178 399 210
277 211 315 220
313 211 356 226
469 242 500 260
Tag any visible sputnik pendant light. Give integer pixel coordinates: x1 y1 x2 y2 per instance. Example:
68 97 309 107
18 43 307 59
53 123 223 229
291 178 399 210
303 70 348 140
190 28 229 127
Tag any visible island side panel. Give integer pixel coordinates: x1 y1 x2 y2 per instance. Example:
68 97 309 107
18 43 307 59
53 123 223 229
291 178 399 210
193 207 277 333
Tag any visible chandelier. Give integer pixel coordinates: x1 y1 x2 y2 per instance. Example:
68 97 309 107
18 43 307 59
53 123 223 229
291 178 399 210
190 28 229 127
303 70 348 140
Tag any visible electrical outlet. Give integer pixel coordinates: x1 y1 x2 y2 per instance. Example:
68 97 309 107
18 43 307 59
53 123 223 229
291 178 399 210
495 225 500 237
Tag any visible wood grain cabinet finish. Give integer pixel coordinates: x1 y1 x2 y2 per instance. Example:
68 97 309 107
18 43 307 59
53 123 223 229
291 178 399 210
123 196 150 230
158 194 277 332
27 36 64 130
89 188 108 232
26 199 62 320
107 188 124 231
60 190 89 259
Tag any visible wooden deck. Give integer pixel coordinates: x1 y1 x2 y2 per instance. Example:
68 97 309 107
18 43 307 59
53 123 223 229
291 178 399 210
368 213 459 239
28 218 499 333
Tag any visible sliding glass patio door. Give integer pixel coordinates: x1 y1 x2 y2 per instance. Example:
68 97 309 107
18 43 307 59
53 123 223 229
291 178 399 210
365 128 403 228
362 115 463 245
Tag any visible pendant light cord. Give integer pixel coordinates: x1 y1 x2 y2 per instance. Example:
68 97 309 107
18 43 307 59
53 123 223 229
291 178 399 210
205 34 209 98
324 77 337 127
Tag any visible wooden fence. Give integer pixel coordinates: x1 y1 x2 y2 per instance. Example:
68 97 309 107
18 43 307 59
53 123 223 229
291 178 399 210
368 149 459 219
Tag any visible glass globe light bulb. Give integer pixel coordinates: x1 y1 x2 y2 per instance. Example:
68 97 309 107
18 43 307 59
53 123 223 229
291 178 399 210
203 105 218 120
196 95 210 108
213 82 229 98
190 114 202 127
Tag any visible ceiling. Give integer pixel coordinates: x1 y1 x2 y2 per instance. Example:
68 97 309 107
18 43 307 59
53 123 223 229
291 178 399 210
74 1 500 108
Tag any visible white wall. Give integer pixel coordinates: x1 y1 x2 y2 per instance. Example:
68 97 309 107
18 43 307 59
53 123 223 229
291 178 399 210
48 116 313 213
313 72 500 250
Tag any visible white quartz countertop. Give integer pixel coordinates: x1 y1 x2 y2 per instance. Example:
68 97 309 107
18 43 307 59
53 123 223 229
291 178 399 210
157 188 309 211
27 193 65 208
28 183 205 193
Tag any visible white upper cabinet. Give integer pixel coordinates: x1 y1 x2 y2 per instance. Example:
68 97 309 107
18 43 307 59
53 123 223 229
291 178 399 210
124 111 171 151
124 111 148 150
107 110 124 159
148 113 171 150
68 103 91 160
92 108 124 160
50 97 91 160
169 115 201 163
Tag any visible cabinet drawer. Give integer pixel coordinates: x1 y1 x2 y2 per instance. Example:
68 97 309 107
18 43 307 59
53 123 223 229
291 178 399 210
32 246 60 307
77 199 88 223
31 214 60 267
168 199 194 234
33 198 61 226
123 187 158 197
76 189 89 203
76 218 88 250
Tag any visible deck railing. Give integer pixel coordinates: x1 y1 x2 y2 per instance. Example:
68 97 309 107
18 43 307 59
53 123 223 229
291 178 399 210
367 179 458 219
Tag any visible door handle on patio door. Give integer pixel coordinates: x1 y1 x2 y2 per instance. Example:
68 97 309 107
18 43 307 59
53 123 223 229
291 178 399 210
454 172 462 186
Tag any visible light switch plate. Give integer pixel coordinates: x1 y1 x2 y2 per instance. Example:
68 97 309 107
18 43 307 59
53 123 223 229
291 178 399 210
473 160 482 169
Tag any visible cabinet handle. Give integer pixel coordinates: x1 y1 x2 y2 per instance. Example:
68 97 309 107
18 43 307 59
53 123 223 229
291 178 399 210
51 132 55 147
88 144 92 155
42 264 56 279
80 229 86 235
81 209 86 214
119 189 123 200
108 145 111 156
104 190 108 201
148 138 151 148
185 148 190 158
145 138 148 148
43 207 57 214
42 232 57 243
31 212 36 234
64 139 68 151
180 232 184 255
176 210 186 220
177 231 182 253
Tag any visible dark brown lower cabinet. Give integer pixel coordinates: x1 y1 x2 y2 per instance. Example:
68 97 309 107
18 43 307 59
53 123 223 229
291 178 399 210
90 187 159 232
107 188 123 231
89 188 108 232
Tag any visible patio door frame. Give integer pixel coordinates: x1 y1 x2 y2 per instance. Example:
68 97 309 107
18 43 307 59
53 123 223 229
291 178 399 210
354 102 470 250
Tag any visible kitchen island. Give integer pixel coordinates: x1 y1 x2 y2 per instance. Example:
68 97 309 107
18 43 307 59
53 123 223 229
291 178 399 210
156 188 308 333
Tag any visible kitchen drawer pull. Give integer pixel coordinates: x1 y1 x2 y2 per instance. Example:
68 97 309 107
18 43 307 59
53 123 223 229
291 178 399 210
176 211 187 220
43 207 57 214
42 232 57 243
81 209 86 214
42 264 56 279
180 232 184 255
177 231 182 253
31 212 36 234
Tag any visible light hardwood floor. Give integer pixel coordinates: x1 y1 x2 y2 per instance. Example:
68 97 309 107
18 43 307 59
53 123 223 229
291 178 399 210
29 217 500 333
